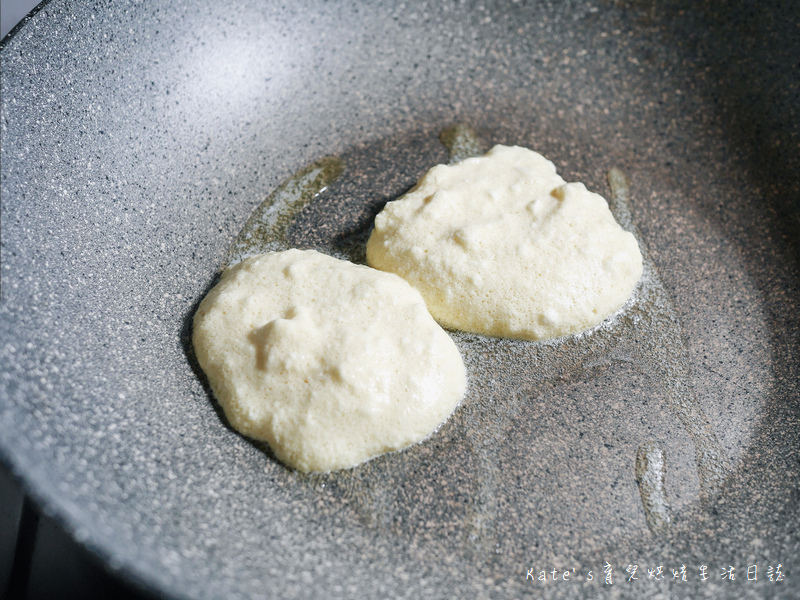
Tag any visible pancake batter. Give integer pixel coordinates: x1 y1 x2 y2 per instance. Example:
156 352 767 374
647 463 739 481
193 249 466 472
366 145 643 340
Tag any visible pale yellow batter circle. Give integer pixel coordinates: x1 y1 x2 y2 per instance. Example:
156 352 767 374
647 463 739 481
193 249 466 473
367 145 643 340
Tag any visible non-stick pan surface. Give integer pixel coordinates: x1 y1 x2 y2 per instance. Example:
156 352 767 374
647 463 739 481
1 1 798 598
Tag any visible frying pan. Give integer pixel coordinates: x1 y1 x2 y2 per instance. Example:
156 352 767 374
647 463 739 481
1 1 798 598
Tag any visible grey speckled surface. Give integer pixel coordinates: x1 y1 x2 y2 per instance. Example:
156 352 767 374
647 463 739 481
1 1 799 598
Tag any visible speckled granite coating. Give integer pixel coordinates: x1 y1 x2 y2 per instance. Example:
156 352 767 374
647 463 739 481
1 1 798 599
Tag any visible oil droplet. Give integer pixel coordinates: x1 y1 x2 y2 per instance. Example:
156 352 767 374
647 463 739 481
440 123 484 164
635 441 674 535
223 155 344 268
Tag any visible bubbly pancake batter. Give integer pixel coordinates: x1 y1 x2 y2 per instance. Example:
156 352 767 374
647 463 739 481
367 145 643 340
193 249 466 473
